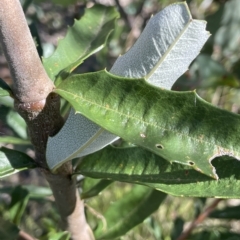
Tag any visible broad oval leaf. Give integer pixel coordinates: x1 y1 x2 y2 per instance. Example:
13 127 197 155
55 70 240 179
76 146 240 198
0 147 36 178
47 2 209 170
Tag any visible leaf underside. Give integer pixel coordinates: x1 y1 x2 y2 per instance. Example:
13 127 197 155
111 2 210 89
55 70 240 180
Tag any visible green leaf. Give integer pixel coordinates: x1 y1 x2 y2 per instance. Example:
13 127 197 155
43 4 119 83
45 231 70 240
0 147 36 178
0 78 12 97
171 218 184 240
47 2 209 170
8 186 30 225
81 179 113 199
0 218 19 240
6 110 28 139
0 136 30 145
94 185 166 240
0 95 14 108
55 70 240 179
76 146 240 198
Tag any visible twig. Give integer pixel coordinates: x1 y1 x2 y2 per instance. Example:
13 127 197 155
17 230 36 240
85 203 107 232
177 199 222 240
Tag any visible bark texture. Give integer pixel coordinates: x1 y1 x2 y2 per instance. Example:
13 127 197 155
0 1 94 239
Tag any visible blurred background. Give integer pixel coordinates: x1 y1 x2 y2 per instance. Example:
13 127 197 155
1 0 240 239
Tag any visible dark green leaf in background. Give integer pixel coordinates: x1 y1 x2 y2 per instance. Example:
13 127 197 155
0 218 19 240
210 205 240 219
171 217 184 240
214 0 240 59
191 230 240 240
0 147 36 178
43 5 119 83
8 186 30 225
173 54 238 91
0 78 12 97
0 185 52 200
56 70 240 179
94 185 166 240
34 0 78 6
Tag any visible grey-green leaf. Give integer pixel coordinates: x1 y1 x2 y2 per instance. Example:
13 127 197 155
110 2 210 89
0 147 36 178
47 2 209 170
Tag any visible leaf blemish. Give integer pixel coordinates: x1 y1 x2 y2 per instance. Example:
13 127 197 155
155 144 163 149
188 161 195 166
140 133 146 138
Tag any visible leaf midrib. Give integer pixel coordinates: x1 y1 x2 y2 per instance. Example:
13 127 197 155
145 5 191 80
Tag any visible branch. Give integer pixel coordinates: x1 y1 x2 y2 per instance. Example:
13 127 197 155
44 164 94 240
177 199 222 240
0 1 94 239
0 0 53 102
